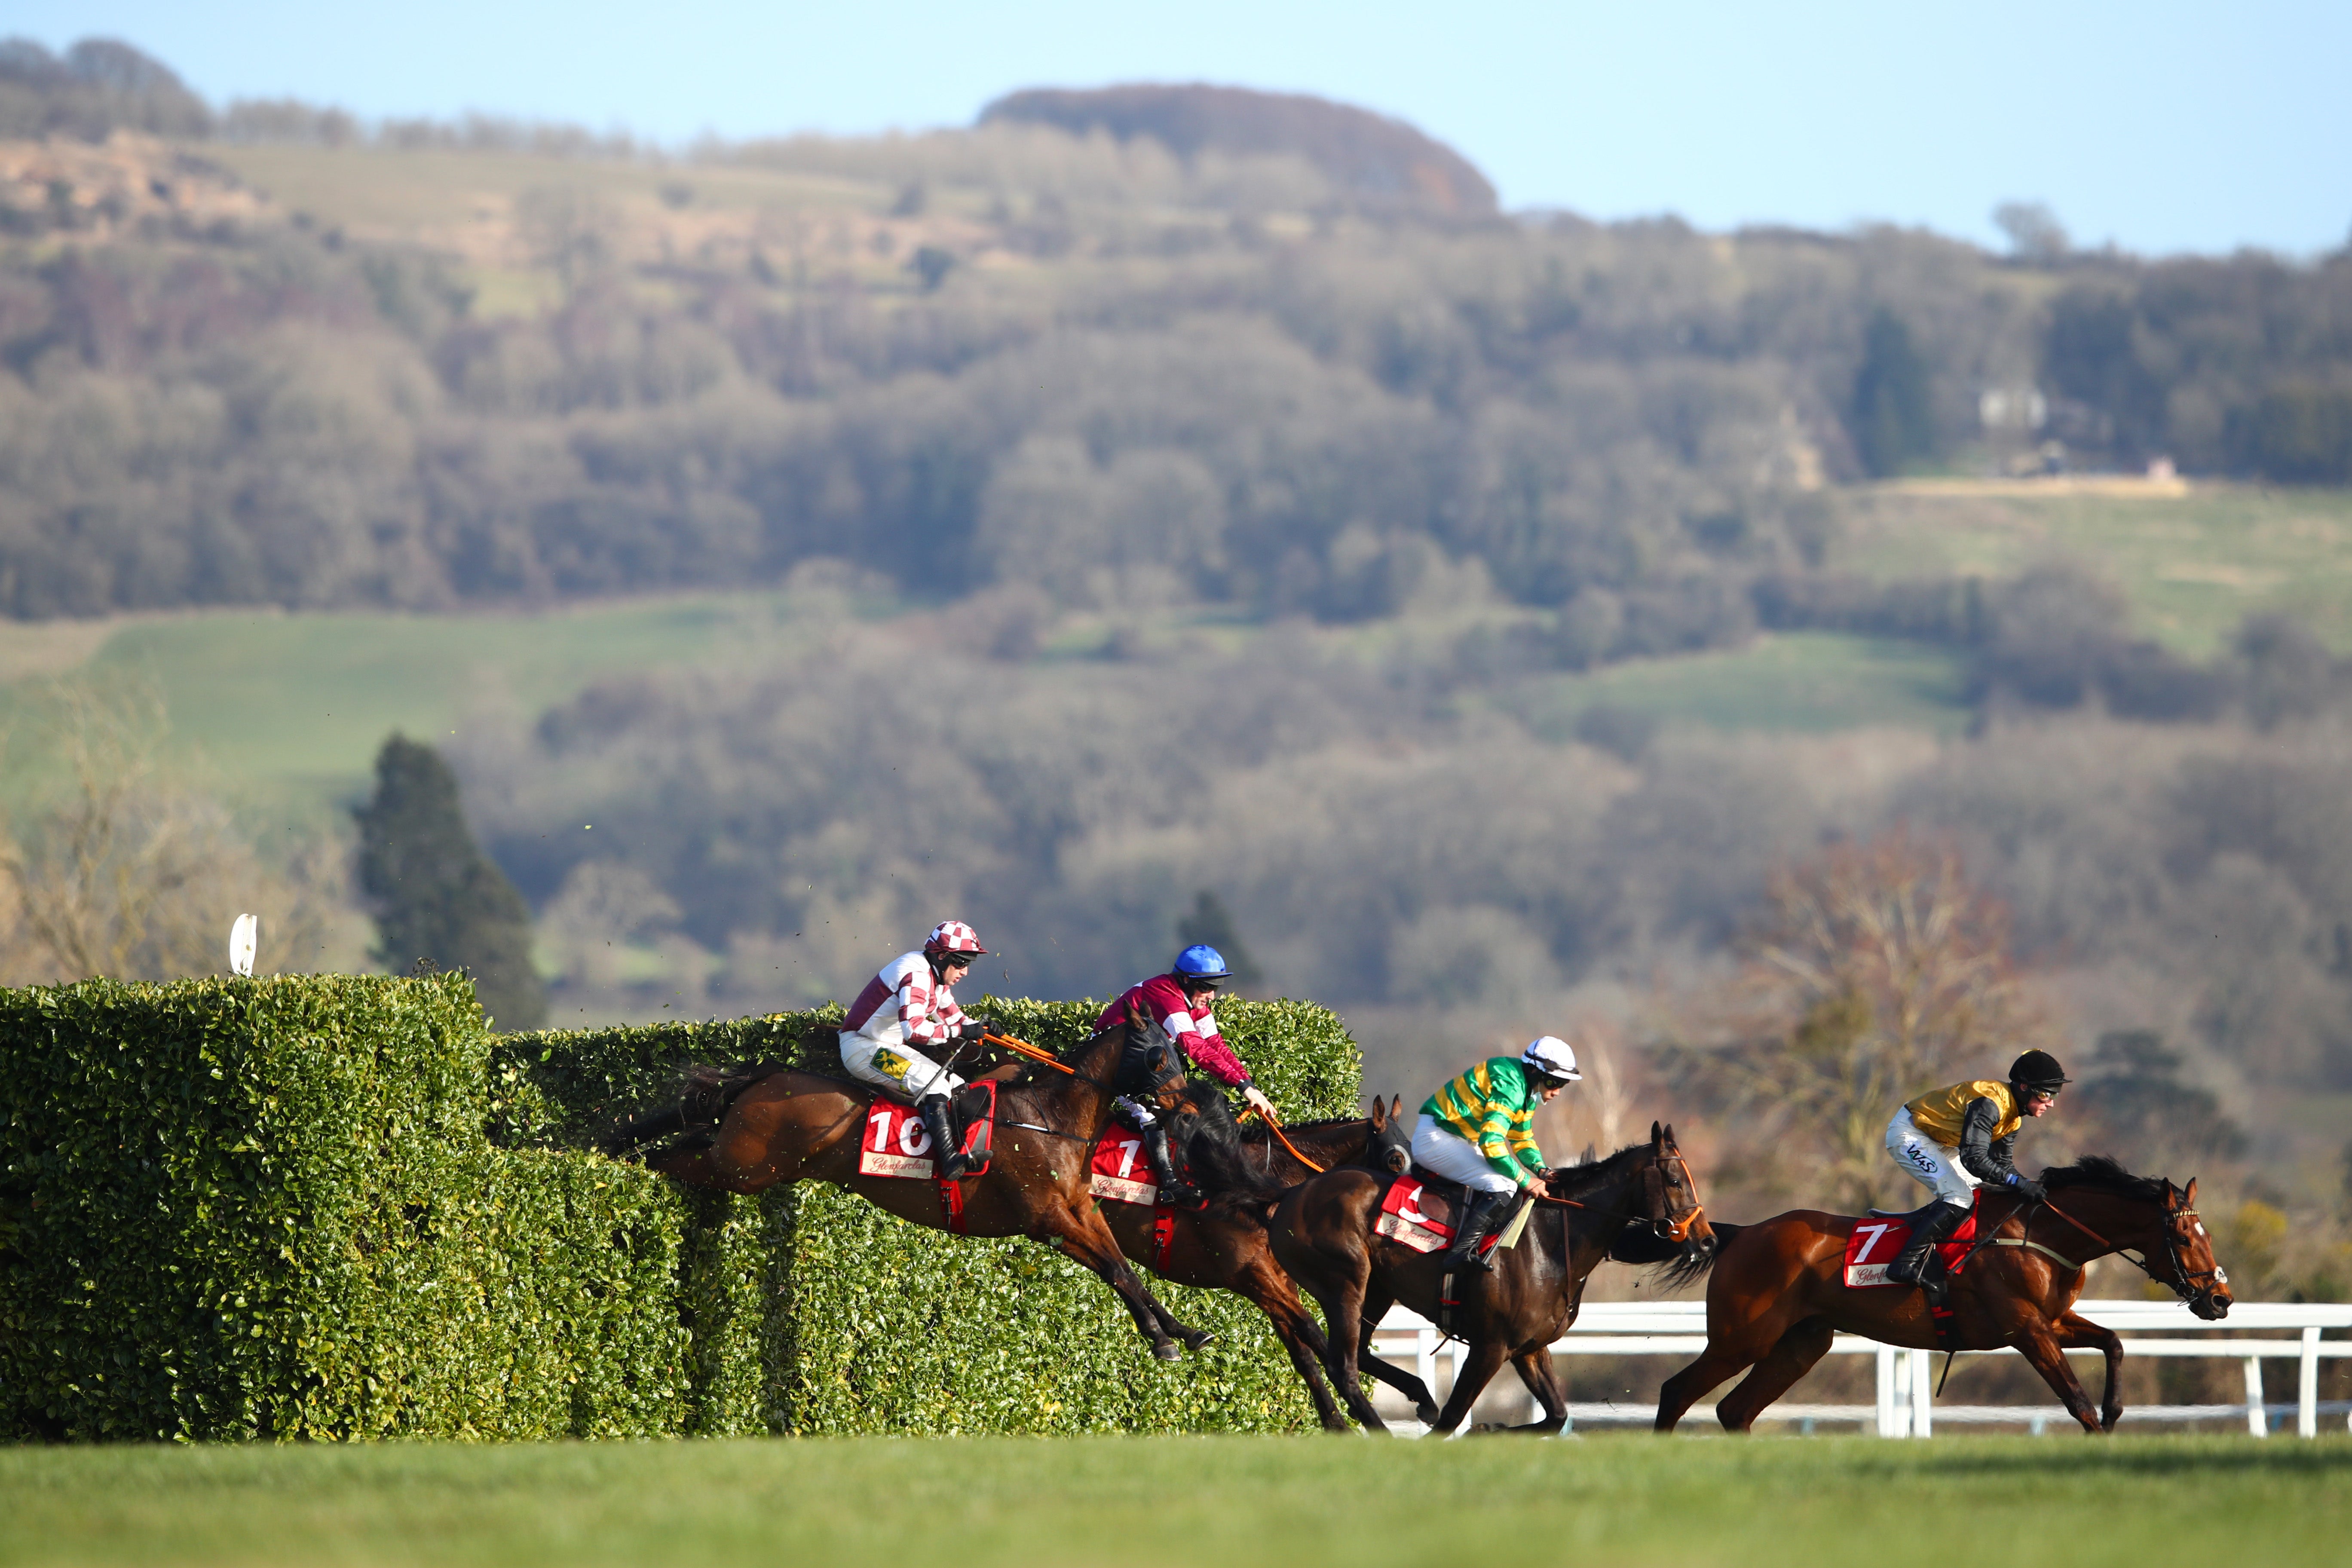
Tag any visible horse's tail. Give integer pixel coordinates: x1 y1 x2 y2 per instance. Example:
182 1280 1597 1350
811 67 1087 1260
603 1060 794 1158
1653 1220 1742 1292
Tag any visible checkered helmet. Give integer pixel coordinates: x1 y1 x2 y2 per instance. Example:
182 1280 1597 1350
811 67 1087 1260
924 920 988 959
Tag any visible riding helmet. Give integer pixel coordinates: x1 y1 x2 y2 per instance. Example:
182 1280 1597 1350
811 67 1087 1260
925 920 988 958
1521 1035 1584 1084
1173 944 1233 984
2009 1049 2070 1092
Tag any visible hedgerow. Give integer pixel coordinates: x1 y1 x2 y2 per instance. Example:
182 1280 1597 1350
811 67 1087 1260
1 978 1359 1440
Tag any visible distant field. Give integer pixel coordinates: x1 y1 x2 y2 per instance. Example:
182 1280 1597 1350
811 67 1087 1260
1841 481 2352 656
1498 632 1972 739
0 591 859 818
1 1435 2342 1568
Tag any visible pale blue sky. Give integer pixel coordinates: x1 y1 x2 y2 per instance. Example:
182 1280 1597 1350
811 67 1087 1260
12 0 2349 256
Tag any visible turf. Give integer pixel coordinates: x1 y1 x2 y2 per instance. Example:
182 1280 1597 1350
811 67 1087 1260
0 1435 2342 1568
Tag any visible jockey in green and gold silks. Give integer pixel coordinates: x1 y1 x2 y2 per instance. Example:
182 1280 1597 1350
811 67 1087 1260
1413 1037 1583 1272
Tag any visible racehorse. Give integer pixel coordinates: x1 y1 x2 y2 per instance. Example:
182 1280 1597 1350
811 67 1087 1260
1654 1156 2232 1435
606 1008 1212 1360
1271 1121 1712 1434
1099 1093 1417 1432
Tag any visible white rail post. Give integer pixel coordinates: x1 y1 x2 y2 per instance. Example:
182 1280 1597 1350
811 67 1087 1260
1416 1328 1436 1421
2244 1356 2267 1437
1875 1344 1899 1438
2299 1327 2321 1439
1910 1346 1934 1437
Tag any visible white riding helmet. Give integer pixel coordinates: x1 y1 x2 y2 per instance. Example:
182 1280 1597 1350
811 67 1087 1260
1521 1035 1583 1084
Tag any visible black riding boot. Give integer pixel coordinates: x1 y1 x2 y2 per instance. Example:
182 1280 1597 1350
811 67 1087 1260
1884 1200 1968 1304
1140 1121 1199 1206
919 1093 971 1180
1442 1189 1515 1274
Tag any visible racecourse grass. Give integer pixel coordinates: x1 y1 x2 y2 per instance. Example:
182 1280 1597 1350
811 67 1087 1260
2 1435 2345 1568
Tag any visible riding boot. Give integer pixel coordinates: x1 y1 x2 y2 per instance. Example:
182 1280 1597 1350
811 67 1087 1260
1140 1121 1200 1206
1442 1189 1515 1274
919 1093 971 1181
1883 1199 1968 1305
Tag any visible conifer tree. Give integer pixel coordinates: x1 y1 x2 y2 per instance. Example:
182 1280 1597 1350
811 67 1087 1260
353 734 547 1030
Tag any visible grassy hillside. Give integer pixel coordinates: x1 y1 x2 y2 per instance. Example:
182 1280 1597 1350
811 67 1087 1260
2 1435 2343 1568
1842 480 2352 656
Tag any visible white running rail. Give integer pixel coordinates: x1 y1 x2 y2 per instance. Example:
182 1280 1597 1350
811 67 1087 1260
1368 1299 2352 1437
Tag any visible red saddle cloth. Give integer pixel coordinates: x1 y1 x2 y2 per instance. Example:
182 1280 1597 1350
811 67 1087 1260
1843 1194 1981 1287
1090 1124 1157 1206
1374 1174 1457 1254
855 1082 995 1180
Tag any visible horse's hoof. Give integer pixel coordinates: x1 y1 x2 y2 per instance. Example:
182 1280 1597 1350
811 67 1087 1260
1416 1405 1443 1427
1152 1341 1182 1362
1179 1329 1216 1351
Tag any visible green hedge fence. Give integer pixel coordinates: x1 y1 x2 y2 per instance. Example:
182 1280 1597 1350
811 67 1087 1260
0 975 1360 1440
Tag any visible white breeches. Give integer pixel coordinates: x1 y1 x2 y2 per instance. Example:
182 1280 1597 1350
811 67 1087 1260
1886 1107 1978 1208
841 1035 964 1101
1410 1115 1521 1194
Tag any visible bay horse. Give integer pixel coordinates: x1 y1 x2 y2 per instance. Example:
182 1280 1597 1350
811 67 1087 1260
1654 1155 2232 1435
1099 1093 1416 1431
1271 1121 1712 1434
606 1009 1212 1360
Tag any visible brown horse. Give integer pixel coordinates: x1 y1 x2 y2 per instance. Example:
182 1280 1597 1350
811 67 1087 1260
1098 1095 1415 1431
1271 1121 1712 1434
607 1011 1212 1360
1654 1155 2233 1435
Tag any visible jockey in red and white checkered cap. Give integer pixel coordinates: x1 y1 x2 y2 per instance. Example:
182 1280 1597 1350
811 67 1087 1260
841 921 990 1177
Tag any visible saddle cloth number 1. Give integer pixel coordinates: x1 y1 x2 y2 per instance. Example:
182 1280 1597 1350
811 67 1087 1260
1090 1130 1157 1206
859 1101 937 1179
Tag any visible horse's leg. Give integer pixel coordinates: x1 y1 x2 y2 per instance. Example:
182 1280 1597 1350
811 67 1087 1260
1657 1340 1763 1433
2014 1320 2104 1435
1346 1290 1442 1426
1231 1260 1351 1433
1036 1199 1185 1360
1473 1346 1565 1435
1427 1338 1510 1438
1303 1271 1391 1434
2053 1310 2126 1432
644 1142 761 1194
1714 1316 1834 1434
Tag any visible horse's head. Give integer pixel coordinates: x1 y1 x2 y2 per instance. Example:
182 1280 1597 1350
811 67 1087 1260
2162 1176 2232 1321
1594 1121 1713 1267
1368 1093 1412 1174
1114 1001 1187 1111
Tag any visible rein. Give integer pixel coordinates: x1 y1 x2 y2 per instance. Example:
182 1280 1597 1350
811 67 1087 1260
1238 1105 1326 1174
1538 1151 1703 1242
1991 1193 2223 1305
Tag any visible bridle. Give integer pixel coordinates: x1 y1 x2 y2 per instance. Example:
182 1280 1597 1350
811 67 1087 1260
2030 1187 2228 1314
1541 1148 1705 1245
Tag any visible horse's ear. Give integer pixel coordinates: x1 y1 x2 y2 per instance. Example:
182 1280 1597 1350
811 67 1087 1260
1125 1000 1147 1033
1663 1123 1678 1150
1651 1120 1664 1145
1390 1094 1403 1120
2183 1176 2198 1205
1369 1096 1388 1130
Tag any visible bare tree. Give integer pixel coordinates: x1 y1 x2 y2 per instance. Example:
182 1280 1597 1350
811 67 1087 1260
0 678 350 983
1670 830 2055 1212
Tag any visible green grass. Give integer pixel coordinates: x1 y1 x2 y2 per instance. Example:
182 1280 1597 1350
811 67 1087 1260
1841 482 2352 657
1496 632 1972 740
0 591 879 821
1 1435 2343 1568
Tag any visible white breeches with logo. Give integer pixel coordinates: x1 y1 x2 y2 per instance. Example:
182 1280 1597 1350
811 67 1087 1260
841 1035 965 1102
1885 1106 1978 1208
1409 1114 1519 1194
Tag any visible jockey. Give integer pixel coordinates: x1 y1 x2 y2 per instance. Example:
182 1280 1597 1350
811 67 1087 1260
840 921 991 1179
1413 1037 1582 1273
1096 944 1276 1204
1883 1049 2070 1292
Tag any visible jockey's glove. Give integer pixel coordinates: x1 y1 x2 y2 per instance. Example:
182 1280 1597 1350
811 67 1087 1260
957 1019 990 1043
2009 1173 2048 1203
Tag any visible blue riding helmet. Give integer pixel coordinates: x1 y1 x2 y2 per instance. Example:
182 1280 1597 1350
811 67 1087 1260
1172 945 1234 984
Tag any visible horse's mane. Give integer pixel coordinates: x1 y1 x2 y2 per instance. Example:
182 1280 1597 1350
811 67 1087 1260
1548 1140 1654 1196
1174 1079 1292 1203
2042 1154 2170 1202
